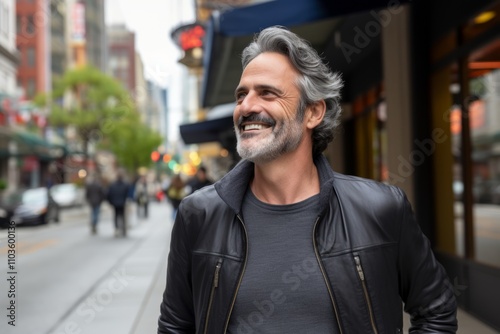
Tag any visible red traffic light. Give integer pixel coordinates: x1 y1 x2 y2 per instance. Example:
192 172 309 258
151 151 161 162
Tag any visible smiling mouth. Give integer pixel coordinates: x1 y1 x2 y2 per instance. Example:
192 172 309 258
238 114 276 133
242 123 271 131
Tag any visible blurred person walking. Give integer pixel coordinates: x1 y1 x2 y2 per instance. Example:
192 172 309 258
107 172 130 237
85 175 106 235
186 166 213 195
165 174 186 219
134 176 149 219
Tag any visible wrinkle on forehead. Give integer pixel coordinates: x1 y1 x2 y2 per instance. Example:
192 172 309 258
238 52 301 112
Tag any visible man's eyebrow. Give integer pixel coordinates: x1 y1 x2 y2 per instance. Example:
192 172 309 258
234 84 283 97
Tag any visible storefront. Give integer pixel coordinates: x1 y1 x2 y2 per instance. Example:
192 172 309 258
191 0 500 328
334 1 500 327
419 1 500 328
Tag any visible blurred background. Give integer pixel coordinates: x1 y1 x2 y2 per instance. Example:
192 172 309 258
0 0 500 333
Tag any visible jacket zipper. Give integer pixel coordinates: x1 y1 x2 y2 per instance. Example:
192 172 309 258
223 214 249 333
354 254 378 334
204 258 223 334
312 216 344 334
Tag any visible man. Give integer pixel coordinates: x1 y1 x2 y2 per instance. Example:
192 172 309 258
85 175 105 235
107 172 129 237
158 26 457 333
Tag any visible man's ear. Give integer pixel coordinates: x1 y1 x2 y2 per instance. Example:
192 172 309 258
306 100 326 129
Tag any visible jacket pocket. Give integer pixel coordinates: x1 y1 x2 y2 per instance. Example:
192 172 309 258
354 254 379 334
204 258 223 334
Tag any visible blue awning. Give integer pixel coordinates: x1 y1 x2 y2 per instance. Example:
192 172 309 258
179 116 234 145
201 0 410 108
214 0 334 37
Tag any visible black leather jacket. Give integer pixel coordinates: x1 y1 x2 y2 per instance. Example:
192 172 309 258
158 155 457 334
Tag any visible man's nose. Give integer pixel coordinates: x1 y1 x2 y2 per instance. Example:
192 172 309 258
239 92 261 116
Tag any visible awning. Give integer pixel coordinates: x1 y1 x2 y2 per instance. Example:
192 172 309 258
180 115 234 145
201 0 410 108
12 131 66 160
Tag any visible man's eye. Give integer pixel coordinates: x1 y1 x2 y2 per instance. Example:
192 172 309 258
236 92 246 101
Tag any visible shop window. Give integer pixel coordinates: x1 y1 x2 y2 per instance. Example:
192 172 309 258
467 41 500 267
447 38 500 267
349 85 387 181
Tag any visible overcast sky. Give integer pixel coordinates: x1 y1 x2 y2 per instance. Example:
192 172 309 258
105 0 196 142
105 0 195 87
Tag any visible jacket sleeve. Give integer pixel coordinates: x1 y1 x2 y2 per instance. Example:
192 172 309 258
397 189 457 333
158 206 196 334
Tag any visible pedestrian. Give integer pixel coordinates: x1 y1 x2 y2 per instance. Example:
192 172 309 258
85 175 105 235
165 174 186 220
106 172 130 237
158 26 457 333
186 165 213 195
134 176 149 219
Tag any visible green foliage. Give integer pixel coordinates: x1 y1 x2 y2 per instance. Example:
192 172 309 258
35 65 164 173
103 111 163 173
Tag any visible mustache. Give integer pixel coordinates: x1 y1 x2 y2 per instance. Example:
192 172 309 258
237 114 276 127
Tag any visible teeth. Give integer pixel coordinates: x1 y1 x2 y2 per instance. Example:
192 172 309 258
244 124 265 131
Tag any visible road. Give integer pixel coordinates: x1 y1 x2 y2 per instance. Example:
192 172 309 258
0 201 173 334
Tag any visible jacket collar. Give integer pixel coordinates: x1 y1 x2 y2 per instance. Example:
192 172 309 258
214 154 335 215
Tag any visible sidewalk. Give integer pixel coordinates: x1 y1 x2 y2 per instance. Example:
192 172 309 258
48 201 173 334
49 201 498 334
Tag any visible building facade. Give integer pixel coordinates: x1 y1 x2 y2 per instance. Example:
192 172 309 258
107 24 136 97
65 0 105 71
83 0 105 71
0 0 19 190
184 0 500 329
16 0 50 99
50 0 66 79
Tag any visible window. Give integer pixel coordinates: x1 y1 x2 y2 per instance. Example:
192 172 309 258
0 3 8 37
26 79 36 99
21 15 36 36
16 15 21 34
26 47 35 67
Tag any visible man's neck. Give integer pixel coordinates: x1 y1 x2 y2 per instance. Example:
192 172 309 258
251 152 320 205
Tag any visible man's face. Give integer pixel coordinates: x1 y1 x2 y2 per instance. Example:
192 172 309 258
233 52 305 164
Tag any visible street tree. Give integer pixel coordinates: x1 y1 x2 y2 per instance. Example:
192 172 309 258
36 66 164 176
35 65 134 161
103 110 163 174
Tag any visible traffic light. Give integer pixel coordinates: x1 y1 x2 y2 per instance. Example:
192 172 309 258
151 151 161 162
163 153 171 163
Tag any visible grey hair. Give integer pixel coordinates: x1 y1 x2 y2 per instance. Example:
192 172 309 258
241 26 343 156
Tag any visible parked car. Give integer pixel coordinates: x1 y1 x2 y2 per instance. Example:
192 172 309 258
0 187 60 228
50 183 85 208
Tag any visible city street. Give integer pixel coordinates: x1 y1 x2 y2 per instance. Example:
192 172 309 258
0 201 173 334
0 199 498 333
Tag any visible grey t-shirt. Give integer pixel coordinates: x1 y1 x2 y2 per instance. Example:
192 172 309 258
227 189 337 334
